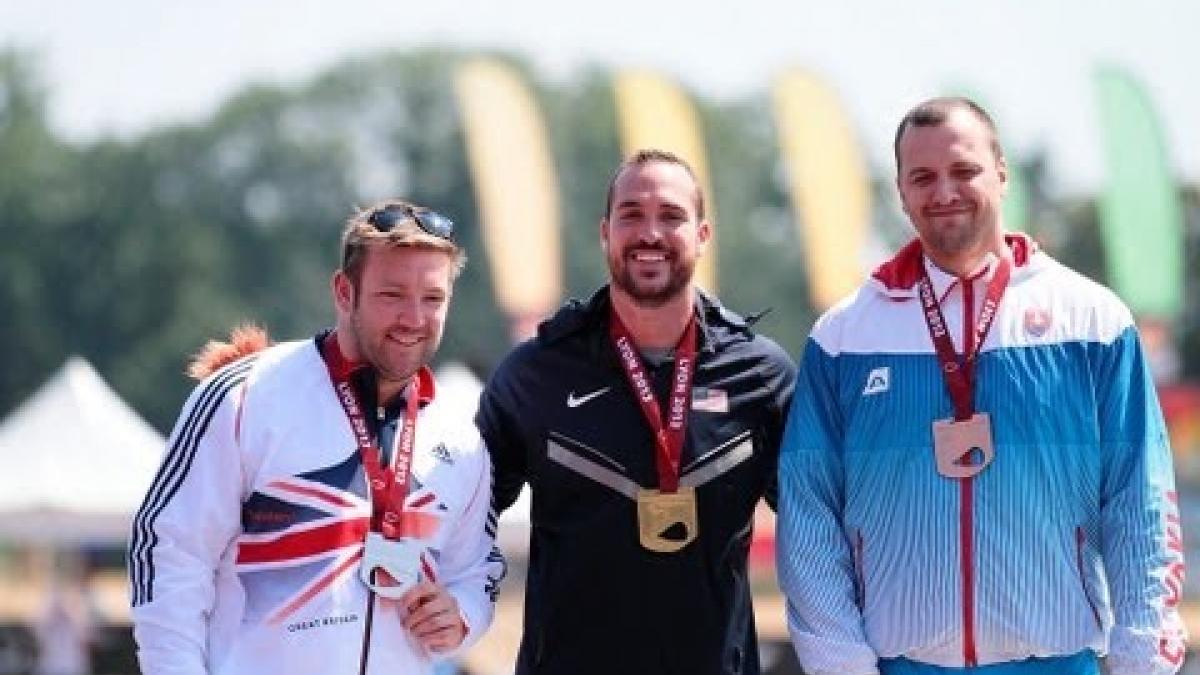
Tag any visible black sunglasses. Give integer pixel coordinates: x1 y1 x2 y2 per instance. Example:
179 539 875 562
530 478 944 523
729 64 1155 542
367 204 455 242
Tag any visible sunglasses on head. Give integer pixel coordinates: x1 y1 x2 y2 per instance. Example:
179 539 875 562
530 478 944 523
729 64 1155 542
367 204 455 242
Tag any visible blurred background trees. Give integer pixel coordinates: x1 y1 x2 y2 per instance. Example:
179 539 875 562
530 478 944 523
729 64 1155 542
1 47 1197 431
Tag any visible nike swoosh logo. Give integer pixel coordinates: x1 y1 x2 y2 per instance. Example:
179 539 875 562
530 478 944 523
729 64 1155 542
566 387 611 408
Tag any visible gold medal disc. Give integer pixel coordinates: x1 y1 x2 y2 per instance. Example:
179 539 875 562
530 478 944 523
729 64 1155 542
636 487 698 553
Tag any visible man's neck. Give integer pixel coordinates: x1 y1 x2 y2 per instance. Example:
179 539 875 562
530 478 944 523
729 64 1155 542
376 376 413 408
334 326 362 364
609 285 696 351
332 327 411 406
925 233 1008 279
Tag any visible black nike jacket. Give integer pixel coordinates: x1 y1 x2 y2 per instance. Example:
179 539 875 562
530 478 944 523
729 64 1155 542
476 286 796 675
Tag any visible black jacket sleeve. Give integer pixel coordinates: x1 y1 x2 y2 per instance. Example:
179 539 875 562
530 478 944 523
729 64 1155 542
757 337 797 510
475 358 530 513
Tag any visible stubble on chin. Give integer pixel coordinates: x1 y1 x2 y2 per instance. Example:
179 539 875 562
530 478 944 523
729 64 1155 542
922 214 986 260
611 266 691 309
349 318 423 383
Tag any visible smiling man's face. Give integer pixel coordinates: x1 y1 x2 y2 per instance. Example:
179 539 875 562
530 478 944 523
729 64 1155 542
601 160 710 308
897 107 1008 269
334 244 453 401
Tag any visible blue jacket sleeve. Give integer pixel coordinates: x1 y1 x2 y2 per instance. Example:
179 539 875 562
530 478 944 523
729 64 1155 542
1091 326 1186 674
776 337 879 675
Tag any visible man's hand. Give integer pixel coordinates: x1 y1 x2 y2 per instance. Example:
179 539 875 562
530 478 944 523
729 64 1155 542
397 581 467 653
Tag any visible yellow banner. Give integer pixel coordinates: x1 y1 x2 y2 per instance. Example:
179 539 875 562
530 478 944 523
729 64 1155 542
613 70 717 293
454 59 561 340
772 70 871 311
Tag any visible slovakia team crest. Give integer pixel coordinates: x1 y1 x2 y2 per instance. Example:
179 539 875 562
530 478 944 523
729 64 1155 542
1023 307 1053 337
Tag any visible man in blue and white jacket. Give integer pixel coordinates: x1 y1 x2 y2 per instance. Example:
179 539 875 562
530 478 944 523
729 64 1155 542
777 97 1186 674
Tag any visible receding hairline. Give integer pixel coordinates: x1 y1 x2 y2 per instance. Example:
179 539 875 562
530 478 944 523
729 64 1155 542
604 149 706 220
351 238 461 279
339 199 467 285
893 97 1004 171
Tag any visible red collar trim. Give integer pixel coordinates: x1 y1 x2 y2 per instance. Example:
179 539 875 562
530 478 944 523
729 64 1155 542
412 366 437 404
321 331 436 404
870 233 1037 292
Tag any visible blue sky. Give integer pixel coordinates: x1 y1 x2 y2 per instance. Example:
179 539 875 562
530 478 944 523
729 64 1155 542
3 0 1197 195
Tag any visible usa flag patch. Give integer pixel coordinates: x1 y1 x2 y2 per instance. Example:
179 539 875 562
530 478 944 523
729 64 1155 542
692 387 729 413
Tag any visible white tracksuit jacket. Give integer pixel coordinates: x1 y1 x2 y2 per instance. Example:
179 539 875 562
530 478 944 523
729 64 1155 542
128 338 504 674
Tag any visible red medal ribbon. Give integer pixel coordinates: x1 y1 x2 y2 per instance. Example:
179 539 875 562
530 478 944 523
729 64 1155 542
321 332 428 539
609 309 698 493
916 254 1012 420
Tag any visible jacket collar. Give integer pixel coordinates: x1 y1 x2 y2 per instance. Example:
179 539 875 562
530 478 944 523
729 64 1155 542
868 232 1039 300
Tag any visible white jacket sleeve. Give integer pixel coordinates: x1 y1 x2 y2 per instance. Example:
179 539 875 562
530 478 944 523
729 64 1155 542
128 362 251 675
429 433 505 659
776 338 880 675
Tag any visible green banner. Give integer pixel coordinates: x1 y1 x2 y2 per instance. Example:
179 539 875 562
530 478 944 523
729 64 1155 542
1095 67 1183 319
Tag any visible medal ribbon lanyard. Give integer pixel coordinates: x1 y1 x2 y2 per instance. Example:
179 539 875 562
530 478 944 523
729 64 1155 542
916 256 1012 420
609 310 698 493
322 333 420 538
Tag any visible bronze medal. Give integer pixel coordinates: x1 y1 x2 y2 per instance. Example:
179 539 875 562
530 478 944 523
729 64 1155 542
636 487 698 553
932 412 994 479
915 254 1011 481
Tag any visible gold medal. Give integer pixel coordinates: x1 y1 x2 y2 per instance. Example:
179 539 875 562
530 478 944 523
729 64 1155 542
636 487 698 553
932 412 994 479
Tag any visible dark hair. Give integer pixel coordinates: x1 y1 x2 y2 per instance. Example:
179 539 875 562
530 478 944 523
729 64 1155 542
340 199 466 286
893 97 1004 171
603 148 705 219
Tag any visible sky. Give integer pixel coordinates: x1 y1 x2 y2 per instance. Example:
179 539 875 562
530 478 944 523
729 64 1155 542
3 1 1197 196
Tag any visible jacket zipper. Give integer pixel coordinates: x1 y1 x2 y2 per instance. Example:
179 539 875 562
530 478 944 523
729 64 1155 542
1075 527 1102 629
958 278 978 668
358 406 388 675
358 591 377 674
959 478 977 667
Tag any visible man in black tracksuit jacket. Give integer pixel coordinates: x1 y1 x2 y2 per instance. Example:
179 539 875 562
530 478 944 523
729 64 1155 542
476 149 796 675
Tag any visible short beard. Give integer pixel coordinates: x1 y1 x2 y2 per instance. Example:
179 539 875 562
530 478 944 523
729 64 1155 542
609 254 694 308
922 214 988 263
348 311 425 384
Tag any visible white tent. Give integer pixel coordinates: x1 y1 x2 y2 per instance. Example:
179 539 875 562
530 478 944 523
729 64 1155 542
0 357 526 547
0 357 164 544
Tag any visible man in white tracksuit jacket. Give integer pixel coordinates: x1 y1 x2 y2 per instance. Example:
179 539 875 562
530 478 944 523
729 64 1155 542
128 200 504 674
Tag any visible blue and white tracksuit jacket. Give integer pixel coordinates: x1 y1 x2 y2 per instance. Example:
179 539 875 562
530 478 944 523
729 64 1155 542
776 236 1186 674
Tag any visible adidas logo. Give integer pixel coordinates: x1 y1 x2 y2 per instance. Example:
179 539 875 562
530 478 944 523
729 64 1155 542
430 443 454 465
862 367 890 396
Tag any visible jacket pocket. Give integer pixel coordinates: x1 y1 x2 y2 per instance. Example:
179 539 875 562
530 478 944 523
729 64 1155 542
1075 526 1102 630
852 529 866 612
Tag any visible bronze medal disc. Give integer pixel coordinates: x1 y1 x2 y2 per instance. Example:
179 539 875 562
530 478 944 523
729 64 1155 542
932 412 995 479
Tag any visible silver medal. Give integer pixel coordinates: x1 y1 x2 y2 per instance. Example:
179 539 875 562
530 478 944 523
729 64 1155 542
360 532 423 599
